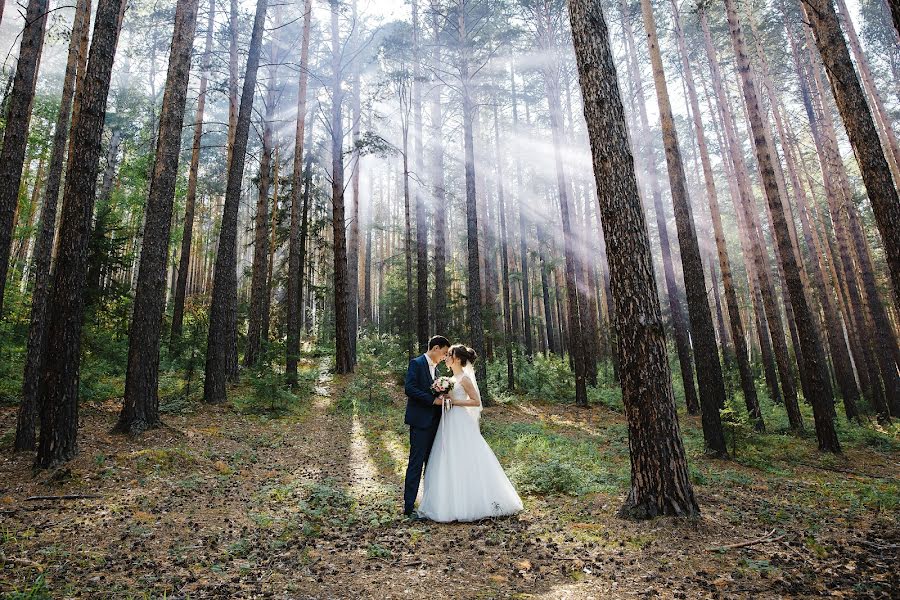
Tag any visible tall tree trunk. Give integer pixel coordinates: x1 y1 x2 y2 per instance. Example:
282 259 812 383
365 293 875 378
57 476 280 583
670 0 762 432
36 0 126 468
430 1 447 335
117 0 201 434
412 0 428 352
493 99 515 390
459 0 488 402
347 0 360 366
16 0 92 452
286 0 313 386
748 15 860 421
619 0 699 416
171 0 215 343
537 222 557 355
700 9 801 427
0 0 50 317
204 0 268 403
795 19 897 419
724 0 839 452
331 0 352 374
543 62 587 406
246 109 274 368
403 122 414 358
639 0 726 452
834 0 900 185
566 0 698 518
802 0 900 309
510 63 533 357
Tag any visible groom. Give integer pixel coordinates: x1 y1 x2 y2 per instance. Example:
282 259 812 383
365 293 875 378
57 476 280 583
403 335 451 517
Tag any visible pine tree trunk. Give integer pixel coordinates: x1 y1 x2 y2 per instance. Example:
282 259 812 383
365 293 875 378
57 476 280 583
619 0 699 415
567 0 698 518
802 0 900 309
430 2 447 335
640 0 727 451
670 0 762 431
749 20 860 420
510 64 533 358
493 99 515 390
543 62 587 406
117 0 201 434
701 9 802 427
725 0 839 452
286 0 313 386
331 0 352 374
246 114 273 368
347 0 361 365
459 0 488 402
0 0 50 317
36 0 126 468
16 0 91 452
412 0 428 352
171 0 215 343
204 0 268 403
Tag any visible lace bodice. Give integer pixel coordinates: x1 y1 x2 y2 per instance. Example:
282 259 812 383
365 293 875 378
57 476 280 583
450 374 469 402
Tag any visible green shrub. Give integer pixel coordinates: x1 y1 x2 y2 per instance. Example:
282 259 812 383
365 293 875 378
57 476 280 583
513 458 587 495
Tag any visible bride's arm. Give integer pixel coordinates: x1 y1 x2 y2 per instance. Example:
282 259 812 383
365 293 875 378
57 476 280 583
452 377 481 407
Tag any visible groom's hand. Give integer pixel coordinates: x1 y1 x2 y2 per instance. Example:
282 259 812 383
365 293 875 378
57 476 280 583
433 395 445 406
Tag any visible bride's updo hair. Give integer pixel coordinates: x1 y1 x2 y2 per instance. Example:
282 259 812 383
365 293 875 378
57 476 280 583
450 344 478 366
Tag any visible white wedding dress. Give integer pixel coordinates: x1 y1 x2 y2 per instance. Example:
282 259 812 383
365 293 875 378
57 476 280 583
417 368 523 522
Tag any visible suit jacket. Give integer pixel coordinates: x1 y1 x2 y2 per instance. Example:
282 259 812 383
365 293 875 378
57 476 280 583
404 354 441 428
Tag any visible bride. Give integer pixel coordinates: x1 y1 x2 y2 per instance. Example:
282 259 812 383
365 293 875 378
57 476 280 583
417 344 523 522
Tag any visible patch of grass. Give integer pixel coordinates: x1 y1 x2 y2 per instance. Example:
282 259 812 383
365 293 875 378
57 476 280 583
367 543 392 559
1 575 52 600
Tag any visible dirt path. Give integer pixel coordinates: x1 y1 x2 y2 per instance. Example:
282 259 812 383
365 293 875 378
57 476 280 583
1 361 897 598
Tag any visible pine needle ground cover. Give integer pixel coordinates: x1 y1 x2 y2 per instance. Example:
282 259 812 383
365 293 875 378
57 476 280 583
1 354 896 598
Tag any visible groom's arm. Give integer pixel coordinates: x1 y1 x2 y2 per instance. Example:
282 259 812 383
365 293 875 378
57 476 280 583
404 359 435 407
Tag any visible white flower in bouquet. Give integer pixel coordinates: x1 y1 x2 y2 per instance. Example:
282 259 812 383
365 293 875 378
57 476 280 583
431 376 454 396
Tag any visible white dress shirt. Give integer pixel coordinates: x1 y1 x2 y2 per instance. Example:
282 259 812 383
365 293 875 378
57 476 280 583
425 353 437 380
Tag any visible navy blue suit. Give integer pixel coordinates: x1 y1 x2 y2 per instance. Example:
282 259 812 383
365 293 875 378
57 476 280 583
403 354 441 514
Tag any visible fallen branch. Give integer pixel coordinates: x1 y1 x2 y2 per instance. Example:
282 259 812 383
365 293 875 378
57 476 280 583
25 494 101 501
708 529 785 552
1 554 43 571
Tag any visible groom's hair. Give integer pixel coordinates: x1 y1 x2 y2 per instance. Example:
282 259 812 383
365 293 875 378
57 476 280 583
427 335 451 350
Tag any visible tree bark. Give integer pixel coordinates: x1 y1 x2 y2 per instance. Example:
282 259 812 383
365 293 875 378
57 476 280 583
510 63 533 357
347 0 361 365
117 0 201 434
331 0 352 374
539 21 587 406
430 1 448 335
493 99 515 390
802 0 900 310
459 0 488 401
286 0 313 386
670 0 762 432
619 0 699 416
36 0 126 468
204 0 268 403
15 0 91 450
171 0 215 343
639 0 726 452
566 0 698 519
700 9 801 427
0 0 50 317
724 0 839 452
412 0 428 352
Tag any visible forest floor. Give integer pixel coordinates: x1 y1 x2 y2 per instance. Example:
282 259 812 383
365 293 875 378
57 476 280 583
0 355 898 599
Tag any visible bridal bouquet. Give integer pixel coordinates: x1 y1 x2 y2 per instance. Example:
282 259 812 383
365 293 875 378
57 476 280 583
431 376 455 411
431 376 454 396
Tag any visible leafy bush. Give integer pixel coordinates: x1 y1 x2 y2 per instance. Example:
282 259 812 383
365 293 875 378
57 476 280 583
513 458 587 495
515 353 575 402
231 348 316 417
